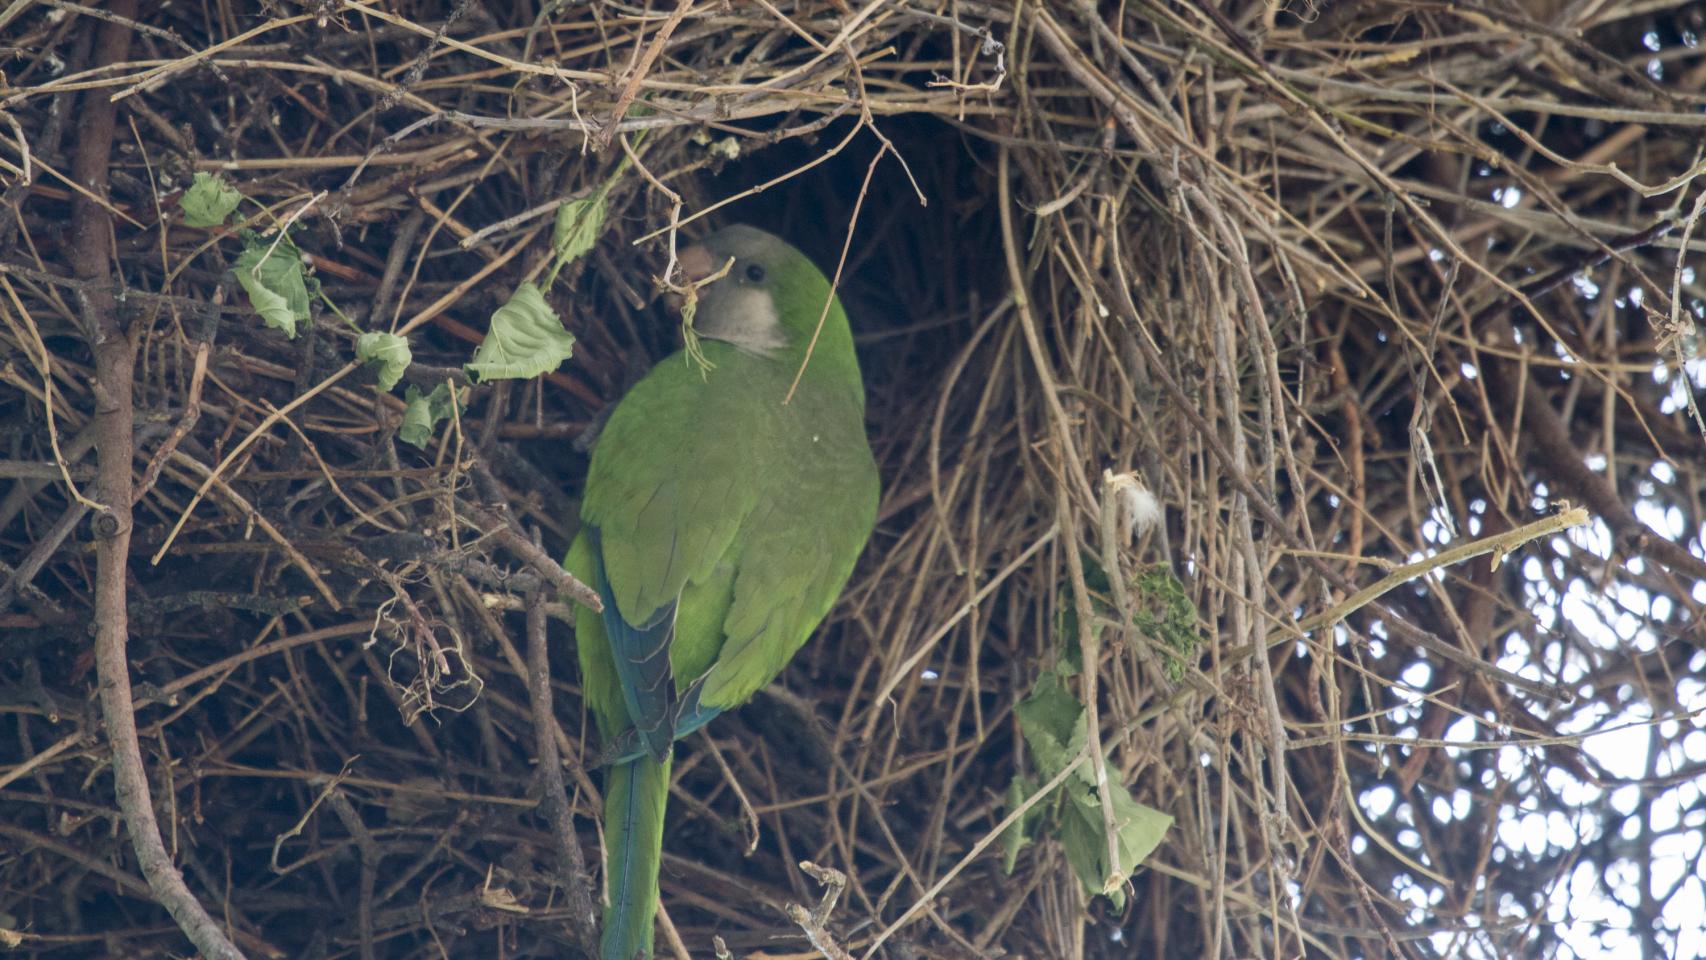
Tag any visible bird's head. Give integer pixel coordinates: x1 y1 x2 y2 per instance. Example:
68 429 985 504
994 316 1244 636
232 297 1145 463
676 225 841 357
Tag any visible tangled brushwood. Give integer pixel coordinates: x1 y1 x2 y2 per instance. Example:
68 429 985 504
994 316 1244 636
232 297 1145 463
2 2 1704 958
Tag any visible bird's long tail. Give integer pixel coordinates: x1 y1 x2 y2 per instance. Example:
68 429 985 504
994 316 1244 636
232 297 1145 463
601 752 670 960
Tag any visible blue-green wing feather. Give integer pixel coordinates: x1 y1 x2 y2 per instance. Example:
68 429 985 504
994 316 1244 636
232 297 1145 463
594 677 723 766
588 527 676 760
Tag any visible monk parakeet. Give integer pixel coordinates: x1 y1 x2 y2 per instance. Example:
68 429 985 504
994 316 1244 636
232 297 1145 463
564 225 879 960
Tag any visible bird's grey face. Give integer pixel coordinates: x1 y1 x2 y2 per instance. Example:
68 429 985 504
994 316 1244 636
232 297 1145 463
678 226 792 356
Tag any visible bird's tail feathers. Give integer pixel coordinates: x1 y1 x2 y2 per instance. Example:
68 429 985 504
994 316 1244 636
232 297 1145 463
601 752 670 960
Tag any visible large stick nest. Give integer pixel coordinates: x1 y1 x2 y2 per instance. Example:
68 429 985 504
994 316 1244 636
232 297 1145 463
2 2 1704 959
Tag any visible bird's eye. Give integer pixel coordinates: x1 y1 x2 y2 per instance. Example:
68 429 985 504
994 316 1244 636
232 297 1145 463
744 263 766 283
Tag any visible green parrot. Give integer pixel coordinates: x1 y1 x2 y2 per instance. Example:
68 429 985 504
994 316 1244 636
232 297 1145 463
564 225 880 960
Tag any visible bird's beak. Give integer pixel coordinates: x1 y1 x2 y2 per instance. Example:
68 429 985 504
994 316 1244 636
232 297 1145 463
678 244 715 284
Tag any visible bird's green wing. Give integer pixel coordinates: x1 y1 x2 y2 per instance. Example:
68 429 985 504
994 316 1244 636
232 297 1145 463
576 359 762 751
699 417 879 710
581 360 760 621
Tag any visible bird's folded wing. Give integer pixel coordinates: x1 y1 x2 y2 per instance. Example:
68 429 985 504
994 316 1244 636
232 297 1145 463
702 466 878 710
579 365 762 746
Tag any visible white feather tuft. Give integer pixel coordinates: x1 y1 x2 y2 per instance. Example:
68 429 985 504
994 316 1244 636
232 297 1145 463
1103 469 1162 542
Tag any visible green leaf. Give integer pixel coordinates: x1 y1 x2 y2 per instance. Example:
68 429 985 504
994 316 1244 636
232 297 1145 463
543 162 624 289
1000 773 1049 874
464 283 576 383
1059 780 1173 907
399 383 455 448
356 332 411 392
180 172 243 228
1014 669 1087 779
1058 789 1111 905
234 236 313 339
548 196 607 273
1008 667 1173 902
1107 790 1172 876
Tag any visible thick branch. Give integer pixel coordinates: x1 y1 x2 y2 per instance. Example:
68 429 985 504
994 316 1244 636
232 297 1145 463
74 6 248 959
